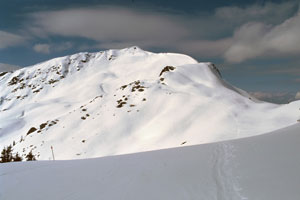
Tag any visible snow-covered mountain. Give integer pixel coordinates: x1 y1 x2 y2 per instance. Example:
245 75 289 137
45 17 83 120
0 46 299 160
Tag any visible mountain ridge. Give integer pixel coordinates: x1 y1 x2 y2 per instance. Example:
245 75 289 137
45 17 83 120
0 46 299 160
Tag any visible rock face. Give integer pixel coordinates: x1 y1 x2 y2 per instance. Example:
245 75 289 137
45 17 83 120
0 46 299 160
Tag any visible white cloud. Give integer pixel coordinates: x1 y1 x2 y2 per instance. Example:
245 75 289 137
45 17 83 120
0 63 21 72
0 31 26 49
224 11 300 63
295 92 300 100
23 2 299 62
23 6 238 59
33 42 73 54
33 43 50 54
175 38 233 58
215 1 298 25
55 42 73 52
28 7 188 45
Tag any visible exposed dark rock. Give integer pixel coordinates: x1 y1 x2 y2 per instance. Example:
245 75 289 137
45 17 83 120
40 123 47 130
159 66 175 76
27 127 37 135
8 76 23 86
0 72 8 77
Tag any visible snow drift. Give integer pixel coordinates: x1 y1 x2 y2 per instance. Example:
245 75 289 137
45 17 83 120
1 123 300 200
0 46 299 160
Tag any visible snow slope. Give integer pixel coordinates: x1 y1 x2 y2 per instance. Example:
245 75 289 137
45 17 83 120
0 46 299 160
1 123 300 200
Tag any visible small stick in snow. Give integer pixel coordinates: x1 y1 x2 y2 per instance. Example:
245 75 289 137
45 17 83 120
51 146 55 161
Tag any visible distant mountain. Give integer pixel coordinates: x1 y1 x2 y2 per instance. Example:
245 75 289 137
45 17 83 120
0 47 299 160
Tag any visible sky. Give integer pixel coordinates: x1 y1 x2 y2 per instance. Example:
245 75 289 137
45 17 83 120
0 0 299 103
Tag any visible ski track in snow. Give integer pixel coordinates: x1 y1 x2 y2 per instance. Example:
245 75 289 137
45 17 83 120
212 143 247 200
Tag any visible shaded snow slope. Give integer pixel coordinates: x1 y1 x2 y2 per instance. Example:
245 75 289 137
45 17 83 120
1 123 300 200
0 46 299 160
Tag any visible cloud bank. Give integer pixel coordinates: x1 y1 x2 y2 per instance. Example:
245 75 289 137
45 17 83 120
250 91 297 104
224 12 300 63
0 31 26 49
295 92 300 100
0 63 21 72
33 42 73 54
28 7 188 48
22 2 299 63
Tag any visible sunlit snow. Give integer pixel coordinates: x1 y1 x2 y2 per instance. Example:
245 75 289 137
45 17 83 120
0 47 299 160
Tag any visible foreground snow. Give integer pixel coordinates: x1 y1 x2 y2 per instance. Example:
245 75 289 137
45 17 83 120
1 123 300 200
0 47 299 160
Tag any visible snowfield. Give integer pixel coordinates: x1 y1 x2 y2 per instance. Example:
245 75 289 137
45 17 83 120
0 46 299 160
1 123 300 200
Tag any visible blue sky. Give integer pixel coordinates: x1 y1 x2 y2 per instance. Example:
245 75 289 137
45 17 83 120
0 0 299 103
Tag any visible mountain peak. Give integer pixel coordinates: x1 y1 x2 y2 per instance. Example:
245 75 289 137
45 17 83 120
0 47 299 160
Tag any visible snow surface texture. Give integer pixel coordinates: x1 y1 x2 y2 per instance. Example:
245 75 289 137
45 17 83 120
1 123 300 200
0 46 299 160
